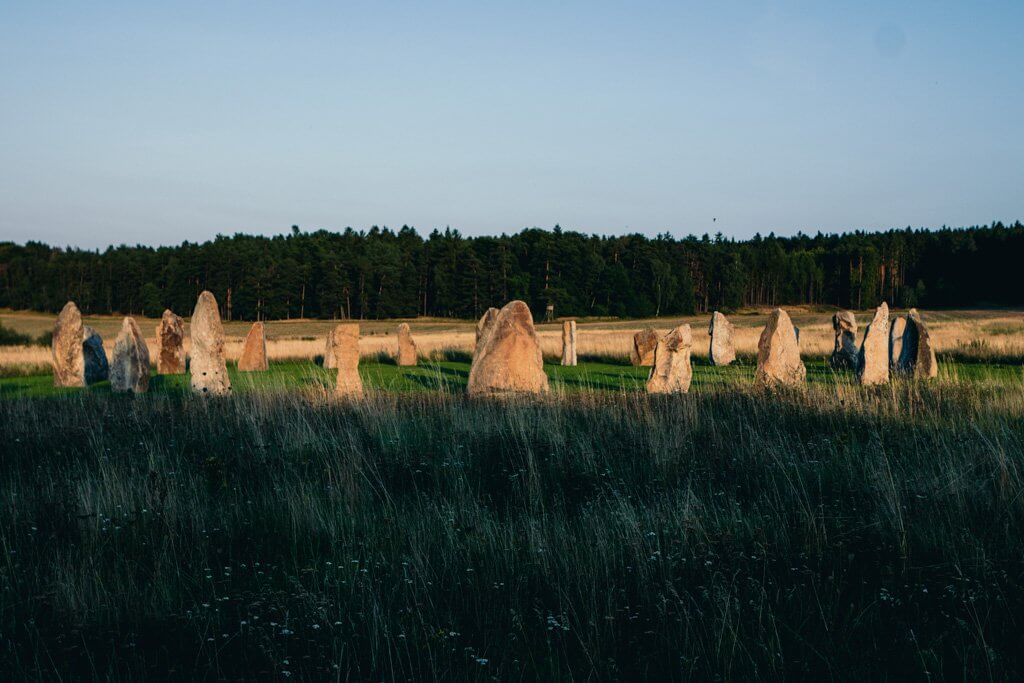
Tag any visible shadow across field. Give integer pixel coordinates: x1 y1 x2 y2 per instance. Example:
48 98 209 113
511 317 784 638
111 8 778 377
3 382 1024 679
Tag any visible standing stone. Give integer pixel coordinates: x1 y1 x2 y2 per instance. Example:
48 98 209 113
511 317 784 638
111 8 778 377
708 311 736 366
561 320 577 367
333 323 363 397
909 309 939 379
238 321 269 371
396 323 417 366
894 314 917 374
155 309 185 374
189 291 231 396
51 301 86 387
630 328 659 367
830 310 858 369
467 300 549 397
893 309 938 378
324 328 339 369
646 324 693 394
754 309 806 387
889 317 907 370
856 302 890 386
110 317 150 393
475 307 500 356
82 326 109 385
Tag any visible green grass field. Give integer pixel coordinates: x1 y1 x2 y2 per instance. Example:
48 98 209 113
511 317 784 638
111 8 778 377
3 358 1024 678
2 357 1021 399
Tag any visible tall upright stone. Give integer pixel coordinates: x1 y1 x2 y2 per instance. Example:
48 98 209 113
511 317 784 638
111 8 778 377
754 309 806 387
856 302 890 386
630 328 659 367
189 291 231 396
561 320 577 367
323 327 339 369
708 311 736 366
82 325 109 385
333 323 363 397
646 324 693 394
110 317 150 394
155 309 185 374
396 323 417 366
467 300 549 397
909 309 938 379
475 307 500 357
889 316 907 370
830 310 858 369
238 321 269 371
893 309 938 378
51 301 86 387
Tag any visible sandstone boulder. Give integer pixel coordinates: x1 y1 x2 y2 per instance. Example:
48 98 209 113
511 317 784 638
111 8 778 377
630 328 659 366
708 311 736 366
333 323 364 397
110 317 150 393
323 330 337 369
889 316 907 370
646 324 693 394
830 310 858 369
909 309 938 379
82 325 109 385
189 291 231 396
155 309 185 374
856 302 889 386
52 301 86 387
467 300 549 397
475 307 500 356
561 320 577 366
396 323 417 366
238 321 269 371
754 309 806 387
893 309 938 378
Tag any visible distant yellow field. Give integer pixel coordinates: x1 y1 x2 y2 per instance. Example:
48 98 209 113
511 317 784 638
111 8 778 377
2 307 1022 371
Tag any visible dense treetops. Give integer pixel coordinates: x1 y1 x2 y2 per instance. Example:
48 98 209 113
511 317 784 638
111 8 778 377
1 222 1021 321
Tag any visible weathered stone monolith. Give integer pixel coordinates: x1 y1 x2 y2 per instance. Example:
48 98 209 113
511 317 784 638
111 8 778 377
830 310 858 369
467 300 549 397
474 307 500 356
155 310 185 374
754 309 806 387
238 321 269 371
82 326 109 384
397 323 417 366
52 301 86 387
889 316 906 370
333 323 363 397
708 311 736 366
630 328 658 367
646 324 693 394
893 309 938 378
561 320 577 366
323 328 338 369
189 291 231 396
110 317 150 393
909 309 938 379
856 302 889 386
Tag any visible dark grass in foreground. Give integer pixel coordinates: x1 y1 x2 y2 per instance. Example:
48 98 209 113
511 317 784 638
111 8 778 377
2 380 1024 679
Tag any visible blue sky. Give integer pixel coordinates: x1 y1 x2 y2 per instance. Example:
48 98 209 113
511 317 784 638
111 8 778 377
1 1 1021 249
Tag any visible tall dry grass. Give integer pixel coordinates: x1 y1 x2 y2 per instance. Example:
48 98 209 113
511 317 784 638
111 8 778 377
2 377 1024 678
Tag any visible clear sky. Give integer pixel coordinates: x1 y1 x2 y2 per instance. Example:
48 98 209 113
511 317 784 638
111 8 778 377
1 1 1022 249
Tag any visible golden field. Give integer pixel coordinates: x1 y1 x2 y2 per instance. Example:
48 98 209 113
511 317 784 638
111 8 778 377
2 306 1023 372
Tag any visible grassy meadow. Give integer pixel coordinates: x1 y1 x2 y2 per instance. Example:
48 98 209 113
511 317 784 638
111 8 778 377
1 307 1024 678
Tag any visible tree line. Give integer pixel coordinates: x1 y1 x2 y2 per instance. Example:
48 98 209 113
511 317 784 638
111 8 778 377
0 222 1021 321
